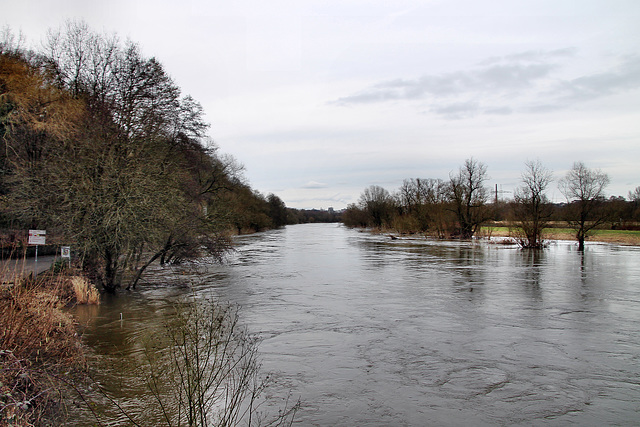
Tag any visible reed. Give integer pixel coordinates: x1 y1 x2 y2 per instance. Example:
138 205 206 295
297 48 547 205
70 276 100 305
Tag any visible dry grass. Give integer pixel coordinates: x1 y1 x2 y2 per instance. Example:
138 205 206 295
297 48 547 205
70 276 100 305
0 266 97 426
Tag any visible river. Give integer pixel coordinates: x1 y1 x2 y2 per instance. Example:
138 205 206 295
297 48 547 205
75 223 640 426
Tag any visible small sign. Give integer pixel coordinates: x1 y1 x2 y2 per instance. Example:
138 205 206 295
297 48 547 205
61 246 71 259
28 229 46 245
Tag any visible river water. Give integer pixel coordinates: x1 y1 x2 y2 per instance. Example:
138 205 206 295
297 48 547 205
76 223 640 426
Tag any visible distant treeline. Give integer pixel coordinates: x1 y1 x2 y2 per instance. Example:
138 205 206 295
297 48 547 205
0 23 290 292
343 158 640 250
287 208 342 224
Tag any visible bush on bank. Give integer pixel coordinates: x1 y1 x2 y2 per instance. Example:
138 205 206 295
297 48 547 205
0 266 99 426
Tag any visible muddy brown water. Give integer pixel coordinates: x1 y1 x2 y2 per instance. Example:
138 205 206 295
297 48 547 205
74 223 640 425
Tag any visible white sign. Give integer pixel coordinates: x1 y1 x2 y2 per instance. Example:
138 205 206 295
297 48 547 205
28 229 46 245
61 246 71 259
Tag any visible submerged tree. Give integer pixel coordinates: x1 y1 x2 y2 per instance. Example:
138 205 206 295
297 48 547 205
559 161 610 251
138 299 299 426
512 160 553 248
448 158 491 239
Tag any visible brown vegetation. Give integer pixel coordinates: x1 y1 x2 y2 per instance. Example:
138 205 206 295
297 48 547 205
0 268 98 425
345 159 639 250
2 23 291 294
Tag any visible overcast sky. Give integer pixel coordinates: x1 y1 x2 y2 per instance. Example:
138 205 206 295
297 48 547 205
3 0 640 209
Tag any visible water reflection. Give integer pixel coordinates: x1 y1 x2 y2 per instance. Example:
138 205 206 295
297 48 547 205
514 249 545 302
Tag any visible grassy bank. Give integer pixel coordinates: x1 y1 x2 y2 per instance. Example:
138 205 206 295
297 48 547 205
481 226 640 246
0 266 99 426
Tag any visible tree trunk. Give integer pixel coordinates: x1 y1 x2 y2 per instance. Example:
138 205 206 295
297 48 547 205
126 250 165 291
103 248 118 293
459 222 474 239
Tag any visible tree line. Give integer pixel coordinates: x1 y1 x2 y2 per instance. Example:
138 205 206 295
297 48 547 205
287 208 341 224
0 23 289 292
343 158 639 251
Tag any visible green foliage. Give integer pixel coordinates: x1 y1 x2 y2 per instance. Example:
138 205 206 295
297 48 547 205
49 259 71 274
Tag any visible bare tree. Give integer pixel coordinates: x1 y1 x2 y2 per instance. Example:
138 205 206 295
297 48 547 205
559 161 610 251
396 178 450 236
359 185 395 228
9 21 235 292
628 186 640 221
4 22 288 293
43 20 120 100
512 160 553 248
448 158 491 239
138 299 299 426
0 26 26 55
1 40 83 228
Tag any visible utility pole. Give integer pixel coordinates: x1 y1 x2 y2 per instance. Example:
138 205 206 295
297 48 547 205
494 184 510 203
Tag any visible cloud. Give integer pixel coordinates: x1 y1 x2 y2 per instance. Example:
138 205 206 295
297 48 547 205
475 63 555 90
332 49 640 119
302 181 328 189
480 48 578 65
483 106 513 115
429 101 480 120
333 57 557 106
553 55 640 103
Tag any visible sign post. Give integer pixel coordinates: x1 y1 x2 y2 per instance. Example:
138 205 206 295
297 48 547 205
28 230 46 274
61 246 71 267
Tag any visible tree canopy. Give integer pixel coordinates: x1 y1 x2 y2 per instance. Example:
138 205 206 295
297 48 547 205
1 23 288 292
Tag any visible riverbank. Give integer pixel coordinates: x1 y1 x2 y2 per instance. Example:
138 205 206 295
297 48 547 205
0 268 99 426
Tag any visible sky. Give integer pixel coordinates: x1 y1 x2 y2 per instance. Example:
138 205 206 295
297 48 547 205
3 0 640 209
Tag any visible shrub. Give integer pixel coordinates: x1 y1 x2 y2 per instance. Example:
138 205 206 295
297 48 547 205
0 274 87 425
136 298 299 426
